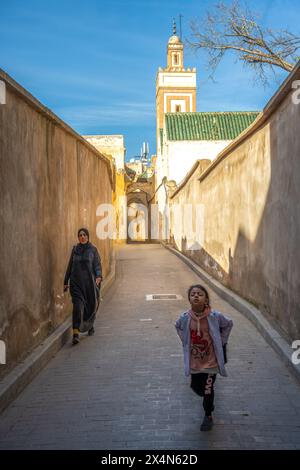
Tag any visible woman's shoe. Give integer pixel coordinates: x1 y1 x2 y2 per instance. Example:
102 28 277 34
88 327 95 336
72 333 80 345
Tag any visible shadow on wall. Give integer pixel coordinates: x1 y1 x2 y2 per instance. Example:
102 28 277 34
0 69 114 379
170 68 300 342
229 101 300 341
176 207 299 343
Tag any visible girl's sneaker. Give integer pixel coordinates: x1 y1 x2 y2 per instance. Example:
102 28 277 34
200 415 213 431
88 327 95 336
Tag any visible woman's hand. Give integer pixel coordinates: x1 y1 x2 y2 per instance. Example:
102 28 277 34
96 277 102 286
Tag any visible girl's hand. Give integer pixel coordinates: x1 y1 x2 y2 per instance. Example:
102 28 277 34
64 285 69 292
96 277 102 286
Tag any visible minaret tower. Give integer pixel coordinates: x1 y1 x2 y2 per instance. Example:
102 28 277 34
156 21 197 153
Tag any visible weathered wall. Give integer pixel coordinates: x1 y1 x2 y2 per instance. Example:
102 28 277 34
0 70 114 376
169 64 300 341
155 132 231 221
83 134 126 244
83 135 125 171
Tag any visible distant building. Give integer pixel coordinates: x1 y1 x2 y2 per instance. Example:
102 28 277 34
156 24 196 155
159 111 260 184
83 134 125 171
83 134 126 243
125 142 154 182
155 25 260 216
126 158 143 177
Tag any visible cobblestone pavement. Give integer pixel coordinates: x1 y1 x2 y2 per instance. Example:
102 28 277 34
0 244 300 450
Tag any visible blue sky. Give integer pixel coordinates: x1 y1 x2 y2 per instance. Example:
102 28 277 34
0 0 299 159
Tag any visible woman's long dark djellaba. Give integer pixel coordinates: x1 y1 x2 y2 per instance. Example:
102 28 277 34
64 228 102 345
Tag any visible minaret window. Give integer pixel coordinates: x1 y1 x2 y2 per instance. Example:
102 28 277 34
173 54 179 66
175 105 181 112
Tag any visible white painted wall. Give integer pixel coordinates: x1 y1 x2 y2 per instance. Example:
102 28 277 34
155 137 232 229
165 140 231 184
157 71 196 88
155 145 168 216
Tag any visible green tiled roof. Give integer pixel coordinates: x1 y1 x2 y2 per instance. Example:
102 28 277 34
165 112 260 141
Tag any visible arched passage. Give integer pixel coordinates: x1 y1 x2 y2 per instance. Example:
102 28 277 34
125 175 155 243
126 192 150 243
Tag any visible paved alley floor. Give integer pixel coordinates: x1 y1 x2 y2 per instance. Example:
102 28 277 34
0 244 300 450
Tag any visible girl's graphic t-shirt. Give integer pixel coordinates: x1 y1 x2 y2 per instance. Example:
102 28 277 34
189 311 218 372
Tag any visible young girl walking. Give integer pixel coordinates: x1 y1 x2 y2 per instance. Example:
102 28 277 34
175 284 233 431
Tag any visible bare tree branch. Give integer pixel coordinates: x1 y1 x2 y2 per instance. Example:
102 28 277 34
187 1 300 84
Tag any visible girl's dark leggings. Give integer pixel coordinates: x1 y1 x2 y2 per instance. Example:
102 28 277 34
190 373 217 416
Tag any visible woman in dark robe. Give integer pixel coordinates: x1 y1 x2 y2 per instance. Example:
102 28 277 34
64 228 102 345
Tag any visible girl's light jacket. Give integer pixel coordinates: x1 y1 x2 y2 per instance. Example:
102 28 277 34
175 310 233 377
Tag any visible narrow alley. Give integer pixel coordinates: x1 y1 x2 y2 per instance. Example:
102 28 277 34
0 244 299 450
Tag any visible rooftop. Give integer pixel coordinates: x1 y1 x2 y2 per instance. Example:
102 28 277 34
165 112 260 141
168 34 182 45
